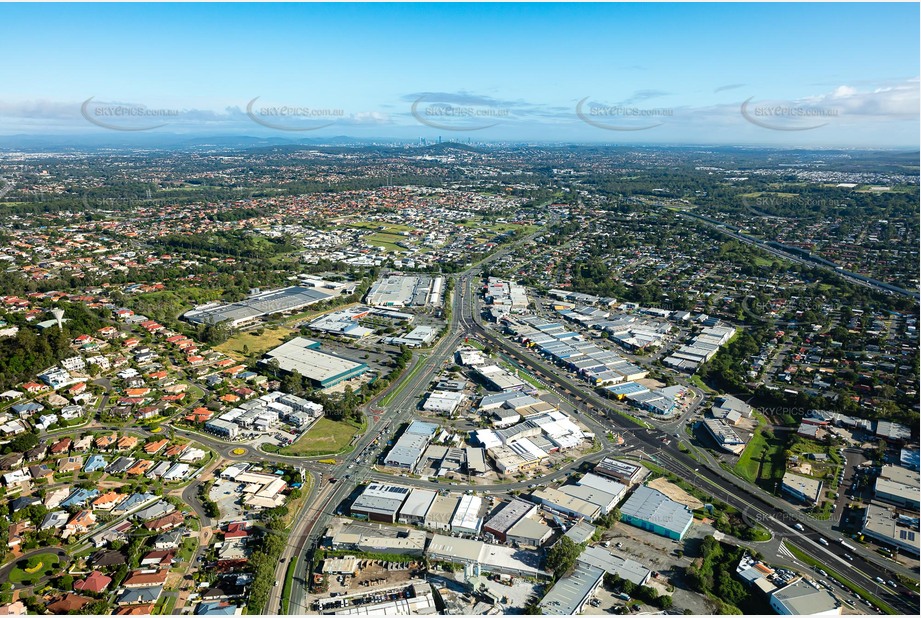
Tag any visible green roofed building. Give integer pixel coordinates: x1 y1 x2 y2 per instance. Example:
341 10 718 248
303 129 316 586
620 485 694 540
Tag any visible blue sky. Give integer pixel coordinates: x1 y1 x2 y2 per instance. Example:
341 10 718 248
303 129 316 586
1 2 918 146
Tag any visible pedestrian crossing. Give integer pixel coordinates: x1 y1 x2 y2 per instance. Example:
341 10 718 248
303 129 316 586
777 543 795 559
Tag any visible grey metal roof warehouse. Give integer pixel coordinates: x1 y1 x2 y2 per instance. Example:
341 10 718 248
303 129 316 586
578 545 651 586
539 563 605 616
260 337 367 388
398 488 437 521
483 499 537 534
183 286 333 326
351 483 411 520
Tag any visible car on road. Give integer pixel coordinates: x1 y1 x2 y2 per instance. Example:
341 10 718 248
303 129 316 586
875 577 886 585
886 580 897 588
843 554 853 561
818 538 829 546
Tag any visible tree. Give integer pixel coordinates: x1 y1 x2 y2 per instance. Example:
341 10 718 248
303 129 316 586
6 431 39 453
544 536 583 580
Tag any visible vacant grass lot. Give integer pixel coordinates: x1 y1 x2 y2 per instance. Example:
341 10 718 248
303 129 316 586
215 326 293 359
365 232 408 253
734 426 786 487
346 221 415 233
280 418 361 456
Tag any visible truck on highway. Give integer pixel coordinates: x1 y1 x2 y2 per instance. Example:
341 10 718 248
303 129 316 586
838 538 857 552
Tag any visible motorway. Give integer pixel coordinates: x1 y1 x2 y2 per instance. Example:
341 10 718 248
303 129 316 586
678 209 919 301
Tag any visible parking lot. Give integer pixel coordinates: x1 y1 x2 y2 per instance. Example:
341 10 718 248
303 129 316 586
209 479 244 522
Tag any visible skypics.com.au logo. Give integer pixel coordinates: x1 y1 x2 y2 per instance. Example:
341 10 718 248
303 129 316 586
411 94 510 131
576 97 672 132
246 97 344 131
741 96 838 131
81 97 180 131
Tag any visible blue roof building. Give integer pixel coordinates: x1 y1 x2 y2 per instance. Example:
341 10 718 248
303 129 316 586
83 455 108 473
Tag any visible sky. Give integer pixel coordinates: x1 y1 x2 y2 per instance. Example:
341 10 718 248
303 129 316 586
1 2 918 147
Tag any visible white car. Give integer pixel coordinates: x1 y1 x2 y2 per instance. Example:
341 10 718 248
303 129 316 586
818 538 829 546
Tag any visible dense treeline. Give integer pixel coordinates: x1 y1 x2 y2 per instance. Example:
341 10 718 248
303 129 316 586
0 302 108 391
156 230 299 259
684 536 768 615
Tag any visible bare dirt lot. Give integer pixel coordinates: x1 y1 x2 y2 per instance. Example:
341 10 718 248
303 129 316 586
325 560 424 596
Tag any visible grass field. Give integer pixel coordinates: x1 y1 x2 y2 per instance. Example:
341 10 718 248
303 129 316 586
215 326 293 359
9 553 61 584
365 232 408 253
280 417 362 456
346 221 414 233
734 425 786 487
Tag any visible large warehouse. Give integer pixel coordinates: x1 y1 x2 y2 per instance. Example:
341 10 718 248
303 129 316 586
620 485 694 540
366 274 444 308
260 337 368 388
183 285 336 327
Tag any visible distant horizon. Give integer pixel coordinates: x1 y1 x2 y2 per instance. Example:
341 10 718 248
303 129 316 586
1 2 918 148
1 132 919 153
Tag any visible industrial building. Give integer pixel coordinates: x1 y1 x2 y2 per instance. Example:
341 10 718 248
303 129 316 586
422 390 466 416
426 534 550 579
701 418 748 454
861 503 920 556
506 515 553 548
450 494 484 535
324 519 427 556
384 420 439 470
620 485 694 540
483 278 530 320
423 495 460 531
204 419 239 440
366 274 444 308
593 458 645 485
484 499 538 543
770 578 841 615
505 315 648 386
183 285 338 327
874 465 920 510
350 483 411 523
260 337 368 388
539 562 605 615
663 323 737 373
781 472 824 504
578 545 651 586
474 364 527 392
397 489 438 526
307 306 375 338
530 487 601 521
576 473 628 501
